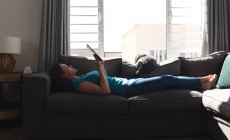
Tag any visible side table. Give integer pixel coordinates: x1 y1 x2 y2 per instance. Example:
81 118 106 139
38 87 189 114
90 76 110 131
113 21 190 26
0 73 22 120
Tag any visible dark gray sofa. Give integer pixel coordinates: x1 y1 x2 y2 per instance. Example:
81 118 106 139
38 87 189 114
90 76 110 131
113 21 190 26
23 51 230 140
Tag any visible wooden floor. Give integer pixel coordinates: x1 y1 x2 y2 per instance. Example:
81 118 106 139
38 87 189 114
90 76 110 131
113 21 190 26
0 119 213 140
0 119 23 140
0 126 23 140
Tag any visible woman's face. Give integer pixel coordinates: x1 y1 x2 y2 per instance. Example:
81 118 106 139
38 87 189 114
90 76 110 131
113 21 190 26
59 64 77 78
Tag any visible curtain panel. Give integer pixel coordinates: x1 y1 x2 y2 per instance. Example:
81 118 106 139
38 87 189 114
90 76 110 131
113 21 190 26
38 0 69 72
207 0 230 54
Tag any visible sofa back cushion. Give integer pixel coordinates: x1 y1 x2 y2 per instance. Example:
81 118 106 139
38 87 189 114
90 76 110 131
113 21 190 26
59 55 122 77
121 60 137 79
137 58 181 78
50 55 122 93
104 58 122 77
179 51 227 77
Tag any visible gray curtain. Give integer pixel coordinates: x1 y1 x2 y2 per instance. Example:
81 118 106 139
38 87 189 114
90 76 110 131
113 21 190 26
38 0 69 72
207 0 230 53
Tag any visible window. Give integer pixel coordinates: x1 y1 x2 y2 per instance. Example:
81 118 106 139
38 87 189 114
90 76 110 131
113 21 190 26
69 0 103 57
167 0 206 58
104 0 166 61
68 0 206 63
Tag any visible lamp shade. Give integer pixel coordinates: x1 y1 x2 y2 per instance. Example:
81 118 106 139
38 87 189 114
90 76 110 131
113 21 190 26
0 36 21 54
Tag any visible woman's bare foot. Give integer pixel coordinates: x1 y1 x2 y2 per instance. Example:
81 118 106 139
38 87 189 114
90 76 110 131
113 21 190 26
199 75 213 83
201 74 218 90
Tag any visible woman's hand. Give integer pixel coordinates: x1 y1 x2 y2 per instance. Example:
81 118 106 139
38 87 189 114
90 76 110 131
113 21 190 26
95 61 104 70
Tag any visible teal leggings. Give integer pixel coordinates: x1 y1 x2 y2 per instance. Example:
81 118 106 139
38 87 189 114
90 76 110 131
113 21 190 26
125 75 201 98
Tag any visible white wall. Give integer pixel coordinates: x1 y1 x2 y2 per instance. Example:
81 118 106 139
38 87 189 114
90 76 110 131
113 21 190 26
0 0 42 72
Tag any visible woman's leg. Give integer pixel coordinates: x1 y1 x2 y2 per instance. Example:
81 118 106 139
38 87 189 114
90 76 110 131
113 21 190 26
126 75 201 97
126 74 217 97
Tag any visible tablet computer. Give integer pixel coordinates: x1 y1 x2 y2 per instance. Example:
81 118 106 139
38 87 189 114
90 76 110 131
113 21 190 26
87 44 103 61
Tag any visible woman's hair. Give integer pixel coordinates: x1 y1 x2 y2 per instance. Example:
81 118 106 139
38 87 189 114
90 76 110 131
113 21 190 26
49 63 64 79
49 63 75 92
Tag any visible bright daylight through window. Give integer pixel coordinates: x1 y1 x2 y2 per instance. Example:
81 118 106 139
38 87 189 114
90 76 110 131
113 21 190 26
69 0 206 64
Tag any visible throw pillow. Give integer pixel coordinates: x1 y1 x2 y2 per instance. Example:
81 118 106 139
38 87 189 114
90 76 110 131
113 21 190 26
138 58 181 78
179 51 227 77
216 54 230 88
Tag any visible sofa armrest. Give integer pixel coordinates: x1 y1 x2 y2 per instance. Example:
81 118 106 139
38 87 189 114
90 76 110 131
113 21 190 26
23 72 51 97
202 89 230 119
23 72 51 139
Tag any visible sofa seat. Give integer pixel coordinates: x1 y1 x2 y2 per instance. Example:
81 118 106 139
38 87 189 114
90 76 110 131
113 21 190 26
47 92 129 114
47 89 204 115
202 89 230 119
129 89 204 113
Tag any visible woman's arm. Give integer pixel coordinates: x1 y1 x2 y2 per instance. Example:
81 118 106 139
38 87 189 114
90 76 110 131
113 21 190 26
95 61 111 95
77 81 109 95
77 61 110 96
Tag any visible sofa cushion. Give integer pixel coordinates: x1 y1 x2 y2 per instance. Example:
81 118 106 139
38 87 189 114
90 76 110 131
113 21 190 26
216 54 230 88
128 89 203 113
202 89 230 119
179 51 227 77
60 55 89 75
121 60 137 79
104 58 122 77
47 92 129 114
138 58 181 78
60 55 122 77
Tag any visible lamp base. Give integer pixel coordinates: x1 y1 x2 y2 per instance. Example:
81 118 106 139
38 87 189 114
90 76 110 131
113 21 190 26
0 54 16 73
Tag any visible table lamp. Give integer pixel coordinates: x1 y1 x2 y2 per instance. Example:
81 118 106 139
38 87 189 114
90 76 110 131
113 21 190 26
0 36 21 73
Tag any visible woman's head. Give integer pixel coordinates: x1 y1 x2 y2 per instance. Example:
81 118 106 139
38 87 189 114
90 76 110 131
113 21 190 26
50 63 77 80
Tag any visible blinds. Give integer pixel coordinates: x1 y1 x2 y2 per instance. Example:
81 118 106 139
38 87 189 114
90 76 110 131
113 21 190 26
69 0 103 56
167 0 205 55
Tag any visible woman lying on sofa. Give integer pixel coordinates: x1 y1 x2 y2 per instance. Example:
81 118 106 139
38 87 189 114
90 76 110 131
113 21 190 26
50 61 218 98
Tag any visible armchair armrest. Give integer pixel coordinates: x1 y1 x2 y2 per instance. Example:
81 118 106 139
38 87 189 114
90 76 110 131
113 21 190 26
23 72 51 139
